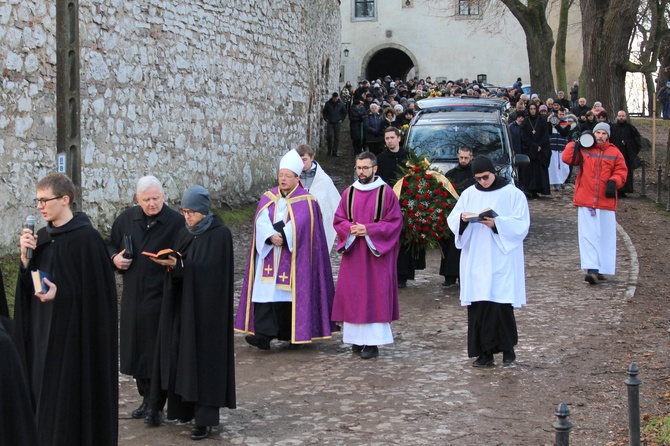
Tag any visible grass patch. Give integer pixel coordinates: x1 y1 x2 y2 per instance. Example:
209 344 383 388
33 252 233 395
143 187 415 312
1 253 21 317
212 203 256 227
643 414 670 445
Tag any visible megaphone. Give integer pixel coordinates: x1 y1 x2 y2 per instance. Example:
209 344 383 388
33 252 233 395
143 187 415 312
578 130 594 148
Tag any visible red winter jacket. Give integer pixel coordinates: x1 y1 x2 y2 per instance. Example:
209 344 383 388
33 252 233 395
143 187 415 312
562 140 628 211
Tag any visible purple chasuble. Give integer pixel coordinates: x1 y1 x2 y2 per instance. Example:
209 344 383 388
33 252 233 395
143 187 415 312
331 180 403 324
235 185 339 343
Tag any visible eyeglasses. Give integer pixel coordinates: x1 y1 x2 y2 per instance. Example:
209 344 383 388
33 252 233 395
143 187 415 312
34 196 63 207
180 209 198 216
354 166 374 172
474 174 491 183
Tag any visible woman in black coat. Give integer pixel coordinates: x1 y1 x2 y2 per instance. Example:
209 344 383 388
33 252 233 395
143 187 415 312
149 186 236 441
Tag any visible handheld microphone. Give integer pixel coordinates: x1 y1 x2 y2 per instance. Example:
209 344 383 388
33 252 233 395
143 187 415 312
25 215 36 259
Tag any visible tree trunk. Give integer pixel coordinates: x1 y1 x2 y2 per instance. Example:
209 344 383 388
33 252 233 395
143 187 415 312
500 0 556 100
555 0 573 94
580 0 640 113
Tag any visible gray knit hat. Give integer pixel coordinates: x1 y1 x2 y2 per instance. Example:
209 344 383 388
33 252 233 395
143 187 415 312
593 122 610 136
181 185 210 214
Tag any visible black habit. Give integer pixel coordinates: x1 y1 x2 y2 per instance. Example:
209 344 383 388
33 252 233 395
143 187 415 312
152 215 236 424
440 164 475 280
520 114 552 195
106 205 184 382
12 212 118 446
610 121 642 194
376 147 426 282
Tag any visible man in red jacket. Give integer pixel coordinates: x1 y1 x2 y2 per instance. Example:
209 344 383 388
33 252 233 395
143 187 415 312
562 123 628 285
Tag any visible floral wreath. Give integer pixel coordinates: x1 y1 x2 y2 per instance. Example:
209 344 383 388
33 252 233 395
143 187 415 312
392 150 460 256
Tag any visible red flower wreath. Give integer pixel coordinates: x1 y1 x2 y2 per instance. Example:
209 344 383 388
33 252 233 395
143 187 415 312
392 150 459 256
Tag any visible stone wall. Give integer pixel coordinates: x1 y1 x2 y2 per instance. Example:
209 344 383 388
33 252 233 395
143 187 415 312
0 0 341 254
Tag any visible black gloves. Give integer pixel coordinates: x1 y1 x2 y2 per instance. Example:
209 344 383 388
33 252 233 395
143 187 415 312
605 180 616 198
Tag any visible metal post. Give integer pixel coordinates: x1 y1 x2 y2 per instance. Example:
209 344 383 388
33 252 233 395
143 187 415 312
657 164 663 204
553 402 573 446
625 363 642 446
667 173 670 212
56 0 81 210
639 160 646 198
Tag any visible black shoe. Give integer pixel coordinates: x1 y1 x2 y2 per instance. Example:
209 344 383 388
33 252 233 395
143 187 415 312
442 278 457 287
144 410 163 427
503 350 516 365
288 342 305 350
597 274 608 281
398 280 407 289
352 344 363 354
332 153 341 157
131 401 149 419
190 425 211 440
584 273 598 285
472 354 494 367
360 345 379 359
245 334 271 350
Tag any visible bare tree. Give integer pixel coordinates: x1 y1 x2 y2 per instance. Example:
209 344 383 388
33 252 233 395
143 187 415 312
499 0 556 100
579 0 641 113
554 0 574 93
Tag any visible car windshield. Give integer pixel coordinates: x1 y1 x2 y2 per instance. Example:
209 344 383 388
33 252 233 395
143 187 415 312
406 123 507 161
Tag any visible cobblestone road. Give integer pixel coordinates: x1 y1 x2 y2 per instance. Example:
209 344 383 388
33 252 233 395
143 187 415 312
118 185 636 445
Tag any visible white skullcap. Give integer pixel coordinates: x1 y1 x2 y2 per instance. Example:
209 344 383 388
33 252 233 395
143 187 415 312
394 104 404 112
279 149 303 176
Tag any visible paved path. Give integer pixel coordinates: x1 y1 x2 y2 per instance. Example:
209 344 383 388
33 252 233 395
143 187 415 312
118 185 636 445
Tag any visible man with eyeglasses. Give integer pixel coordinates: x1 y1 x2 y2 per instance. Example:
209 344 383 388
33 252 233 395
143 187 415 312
15 173 118 445
331 151 403 359
105 175 184 425
447 156 530 368
236 149 338 350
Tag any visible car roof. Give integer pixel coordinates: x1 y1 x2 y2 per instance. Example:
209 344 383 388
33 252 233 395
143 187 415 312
416 96 509 111
413 110 501 124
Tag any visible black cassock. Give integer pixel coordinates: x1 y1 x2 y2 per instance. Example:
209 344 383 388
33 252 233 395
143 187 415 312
152 215 236 423
12 213 118 446
440 164 475 279
520 115 552 195
106 205 184 380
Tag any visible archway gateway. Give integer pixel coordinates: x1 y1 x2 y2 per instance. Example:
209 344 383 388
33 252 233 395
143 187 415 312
362 45 417 82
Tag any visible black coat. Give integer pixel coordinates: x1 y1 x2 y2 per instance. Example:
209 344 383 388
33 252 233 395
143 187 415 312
348 104 366 142
13 213 118 446
106 204 184 378
376 148 409 186
610 121 642 193
440 164 476 278
0 319 38 446
153 215 236 414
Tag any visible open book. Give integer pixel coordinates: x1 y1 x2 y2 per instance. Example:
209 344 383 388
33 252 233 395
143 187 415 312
141 248 177 260
31 269 52 294
463 208 498 223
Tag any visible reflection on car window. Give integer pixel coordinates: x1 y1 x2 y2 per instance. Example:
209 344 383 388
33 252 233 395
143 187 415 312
406 124 504 160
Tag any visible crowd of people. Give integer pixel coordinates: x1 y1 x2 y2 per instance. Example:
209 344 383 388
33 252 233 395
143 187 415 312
0 73 642 444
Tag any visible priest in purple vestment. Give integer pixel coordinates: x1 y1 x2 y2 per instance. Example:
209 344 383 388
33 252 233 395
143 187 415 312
331 151 403 359
235 149 338 350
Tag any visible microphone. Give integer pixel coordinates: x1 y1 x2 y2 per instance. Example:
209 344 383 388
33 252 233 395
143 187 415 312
25 215 36 259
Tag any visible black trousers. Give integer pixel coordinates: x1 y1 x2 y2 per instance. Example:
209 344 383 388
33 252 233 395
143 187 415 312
467 301 518 358
253 302 292 341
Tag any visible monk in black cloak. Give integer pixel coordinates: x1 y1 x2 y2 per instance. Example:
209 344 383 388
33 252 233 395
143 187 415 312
520 102 552 197
14 173 118 446
439 146 475 286
0 267 38 446
148 185 236 441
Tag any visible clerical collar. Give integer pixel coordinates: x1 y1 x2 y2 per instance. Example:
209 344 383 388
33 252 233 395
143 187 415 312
353 176 386 191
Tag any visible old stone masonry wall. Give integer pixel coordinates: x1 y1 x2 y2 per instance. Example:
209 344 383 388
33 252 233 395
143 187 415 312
0 0 341 253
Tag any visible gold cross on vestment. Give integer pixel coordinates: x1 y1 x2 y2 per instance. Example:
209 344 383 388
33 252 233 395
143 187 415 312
278 272 289 283
264 265 273 275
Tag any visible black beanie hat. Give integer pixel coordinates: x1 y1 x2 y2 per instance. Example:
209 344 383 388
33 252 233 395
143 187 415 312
471 156 495 175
